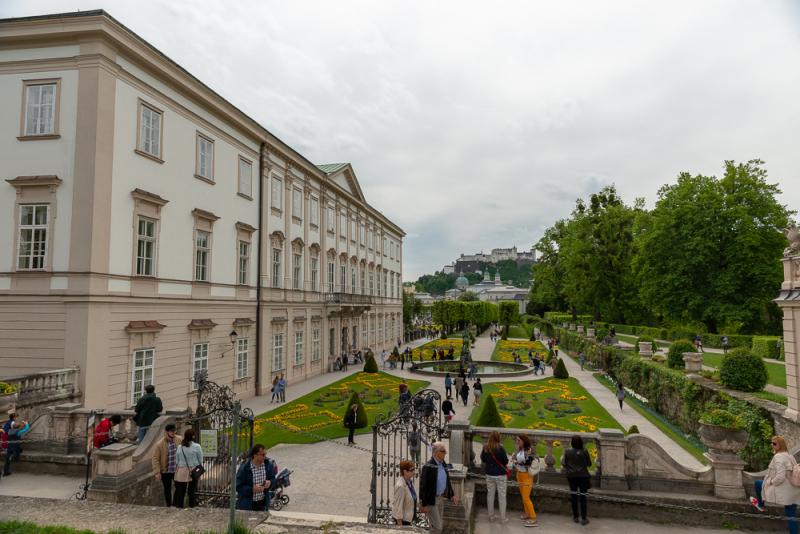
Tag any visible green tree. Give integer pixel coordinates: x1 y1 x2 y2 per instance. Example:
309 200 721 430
343 391 368 429
498 301 519 330
633 160 792 334
458 291 478 302
529 221 570 314
475 394 505 428
402 290 422 326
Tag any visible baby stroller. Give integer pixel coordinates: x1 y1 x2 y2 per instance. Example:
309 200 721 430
271 467 293 510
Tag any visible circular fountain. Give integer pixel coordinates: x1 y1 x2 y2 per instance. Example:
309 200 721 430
412 361 534 378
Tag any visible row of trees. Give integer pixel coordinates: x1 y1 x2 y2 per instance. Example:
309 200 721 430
529 160 792 335
414 260 534 295
431 300 499 335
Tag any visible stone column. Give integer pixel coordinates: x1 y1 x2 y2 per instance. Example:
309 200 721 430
448 420 472 467
597 428 627 490
638 341 653 361
776 255 800 422
683 353 704 380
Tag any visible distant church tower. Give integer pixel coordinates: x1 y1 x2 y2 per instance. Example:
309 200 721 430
483 270 490 282
456 271 469 291
495 271 501 285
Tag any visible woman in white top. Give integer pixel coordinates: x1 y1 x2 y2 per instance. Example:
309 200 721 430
174 428 204 508
751 435 800 534
513 434 538 527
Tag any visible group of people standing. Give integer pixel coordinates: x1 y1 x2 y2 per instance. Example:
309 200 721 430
1 413 29 477
444 370 483 407
270 374 287 403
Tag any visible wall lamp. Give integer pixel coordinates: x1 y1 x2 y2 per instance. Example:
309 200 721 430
222 330 238 357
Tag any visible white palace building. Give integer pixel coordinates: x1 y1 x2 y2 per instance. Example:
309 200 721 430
0 11 404 410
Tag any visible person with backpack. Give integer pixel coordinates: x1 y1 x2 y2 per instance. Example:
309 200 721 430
459 381 470 407
1 414 18 454
3 418 30 477
134 385 163 444
441 396 454 422
751 435 800 534
533 355 541 376
407 422 428 465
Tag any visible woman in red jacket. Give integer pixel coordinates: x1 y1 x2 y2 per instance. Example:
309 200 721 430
93 415 122 449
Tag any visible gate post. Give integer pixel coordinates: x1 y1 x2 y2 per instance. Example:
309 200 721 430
369 423 378 522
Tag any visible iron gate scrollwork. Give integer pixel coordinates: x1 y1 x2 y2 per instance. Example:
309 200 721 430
188 370 255 508
368 388 448 527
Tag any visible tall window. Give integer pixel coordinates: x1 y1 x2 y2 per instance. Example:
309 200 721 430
391 275 394 298
197 135 214 180
272 177 281 209
272 249 281 288
238 242 249 285
397 278 401 298
293 189 302 218
340 213 346 236
24 83 56 136
136 217 156 276
362 324 367 347
369 229 373 249
369 272 374 296
351 220 356 241
192 342 209 391
139 104 161 158
273 334 283 370
131 348 154 405
390 242 394 259
295 332 303 365
379 320 383 341
17 205 49 270
377 273 381 297
195 231 210 281
340 265 346 292
384 273 388 296
360 226 365 245
371 322 375 344
311 199 319 226
293 254 301 290
351 268 356 295
312 329 320 361
329 328 335 356
392 319 396 339
237 338 249 379
311 258 318 291
239 158 252 197
360 270 365 295
383 238 387 256
328 261 334 293
327 207 335 232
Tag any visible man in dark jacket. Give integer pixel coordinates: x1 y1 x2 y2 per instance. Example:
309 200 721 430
344 404 359 446
419 442 458 534
236 444 276 511
135 385 163 444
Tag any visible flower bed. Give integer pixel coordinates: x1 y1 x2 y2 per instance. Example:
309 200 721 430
491 340 549 362
411 339 464 361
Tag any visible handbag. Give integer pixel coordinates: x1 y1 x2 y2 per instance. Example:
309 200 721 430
180 447 205 483
489 449 511 478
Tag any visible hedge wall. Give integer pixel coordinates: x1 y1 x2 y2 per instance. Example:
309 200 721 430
544 313 592 324
752 336 785 360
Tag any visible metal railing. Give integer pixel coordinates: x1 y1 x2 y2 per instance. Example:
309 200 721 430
326 292 373 305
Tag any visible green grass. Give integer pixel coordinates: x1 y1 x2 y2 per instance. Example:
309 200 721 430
699 353 786 389
614 334 638 345
253 371 429 450
593 373 708 466
507 326 529 339
751 391 788 405
469 377 624 469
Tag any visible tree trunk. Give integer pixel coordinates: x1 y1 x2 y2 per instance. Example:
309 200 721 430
704 318 718 335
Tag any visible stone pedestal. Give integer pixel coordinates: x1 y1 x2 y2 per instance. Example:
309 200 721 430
569 324 576 331
577 325 585 335
442 463 471 534
683 353 704 380
448 420 472 467
587 328 595 339
597 428 627 491
698 424 749 500
638 342 653 361
51 403 84 454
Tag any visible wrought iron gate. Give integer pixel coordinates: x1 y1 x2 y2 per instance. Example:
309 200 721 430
368 388 448 527
188 370 255 507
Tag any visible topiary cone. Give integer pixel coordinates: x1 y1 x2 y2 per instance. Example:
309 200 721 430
475 394 505 428
553 358 569 379
545 349 554 364
363 354 379 373
343 391 369 429
529 327 537 342
628 425 639 434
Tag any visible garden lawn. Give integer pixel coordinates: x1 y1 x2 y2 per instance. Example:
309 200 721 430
253 372 429 450
469 377 625 469
506 326 529 339
411 338 466 361
700 353 786 389
491 339 549 362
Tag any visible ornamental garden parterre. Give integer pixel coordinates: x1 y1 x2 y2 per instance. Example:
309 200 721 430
491 340 549 362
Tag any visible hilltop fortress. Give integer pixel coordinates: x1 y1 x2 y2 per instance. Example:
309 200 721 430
443 246 537 275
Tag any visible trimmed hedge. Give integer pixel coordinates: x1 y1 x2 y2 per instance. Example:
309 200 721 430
596 328 610 341
553 358 569 379
666 340 696 368
476 394 505 427
752 336 785 360
628 425 640 434
364 354 379 373
719 348 768 392
609 324 638 336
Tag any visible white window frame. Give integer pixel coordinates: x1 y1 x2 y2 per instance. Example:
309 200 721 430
340 265 346 292
311 258 318 291
293 189 302 218
237 338 249 379
295 331 303 366
131 348 154 405
195 231 210 282
136 217 157 276
390 242 394 259
273 334 284 370
391 275 395 298
138 101 162 159
327 207 335 232
379 320 383 341
371 322 375 344
369 229 373 249
312 329 320 361
311 198 319 226
328 261 335 293
196 133 214 181
17 204 49 270
192 342 209 391
369 272 374 296
351 220 356 242
362 324 367 347
293 254 301 290
384 273 388 296
272 249 281 288
377 273 381 297
340 213 346 237
383 238 387 256
351 267 357 295
238 241 249 285
23 82 57 136
239 157 252 198
272 177 282 210
361 270 365 295
360 225 365 246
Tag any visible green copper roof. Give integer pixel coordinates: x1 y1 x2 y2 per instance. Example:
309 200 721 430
316 163 349 174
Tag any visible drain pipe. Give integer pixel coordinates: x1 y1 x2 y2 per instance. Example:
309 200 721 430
255 142 265 396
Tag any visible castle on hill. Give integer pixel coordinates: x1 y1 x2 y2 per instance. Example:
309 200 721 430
443 246 536 275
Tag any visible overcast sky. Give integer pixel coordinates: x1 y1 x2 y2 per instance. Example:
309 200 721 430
4 0 800 281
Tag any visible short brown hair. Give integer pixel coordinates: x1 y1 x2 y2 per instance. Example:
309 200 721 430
772 436 788 453
399 460 415 474
517 434 532 450
251 444 265 458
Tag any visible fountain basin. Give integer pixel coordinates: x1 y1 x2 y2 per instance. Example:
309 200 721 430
412 361 534 378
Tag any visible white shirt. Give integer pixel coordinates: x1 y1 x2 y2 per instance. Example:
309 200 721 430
514 450 529 473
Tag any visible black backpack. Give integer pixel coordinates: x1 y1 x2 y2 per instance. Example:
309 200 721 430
409 431 419 448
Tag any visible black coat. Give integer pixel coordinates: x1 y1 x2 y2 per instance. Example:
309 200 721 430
442 400 453 416
344 408 358 429
564 447 592 477
419 457 454 507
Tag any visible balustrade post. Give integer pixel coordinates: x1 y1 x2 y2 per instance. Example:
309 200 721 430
597 428 627 490
544 440 556 471
50 403 84 454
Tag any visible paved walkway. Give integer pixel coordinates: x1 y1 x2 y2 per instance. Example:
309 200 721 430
0 473 85 499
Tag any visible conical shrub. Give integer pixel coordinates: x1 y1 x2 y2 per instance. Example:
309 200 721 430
501 327 508 341
628 425 639 434
553 358 569 379
475 394 505 428
343 391 368 429
545 349 555 364
529 327 537 342
363 354 379 373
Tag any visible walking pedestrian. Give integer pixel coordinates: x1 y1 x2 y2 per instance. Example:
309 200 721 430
533 354 541 375
134 385 163 444
442 396 455 422
93 414 122 449
778 337 783 359
565 434 592 525
152 423 182 508
695 333 704 353
419 442 458 534
473 378 483 406
444 373 452 398
481 430 509 524
2 419 29 477
513 434 538 527
460 381 470 406
381 350 387 370
236 444 276 511
271 376 280 402
400 352 405 370
174 428 203 509
616 383 625 411
751 435 800 534
343 353 349 372
579 351 586 371
344 404 359 446
278 374 286 402
408 422 428 465
392 460 419 525
722 334 729 354
469 361 477 381
454 374 463 397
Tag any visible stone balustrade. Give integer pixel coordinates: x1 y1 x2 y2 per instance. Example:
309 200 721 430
0 367 82 425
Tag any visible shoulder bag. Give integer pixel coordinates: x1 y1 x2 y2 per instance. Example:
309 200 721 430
180 446 205 483
489 448 511 478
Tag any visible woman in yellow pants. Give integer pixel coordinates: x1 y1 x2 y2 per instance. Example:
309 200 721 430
513 434 538 527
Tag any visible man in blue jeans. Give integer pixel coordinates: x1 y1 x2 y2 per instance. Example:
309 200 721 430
135 385 163 444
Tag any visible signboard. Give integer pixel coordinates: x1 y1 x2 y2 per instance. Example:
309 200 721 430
200 429 218 457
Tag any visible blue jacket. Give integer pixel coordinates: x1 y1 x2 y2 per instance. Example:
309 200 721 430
7 423 29 442
176 442 204 468
236 458 276 510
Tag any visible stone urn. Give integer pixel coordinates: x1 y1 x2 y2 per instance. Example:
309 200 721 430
587 328 595 339
698 423 749 500
0 391 18 414
569 323 576 331
683 353 704 380
638 341 653 361
577 325 585 335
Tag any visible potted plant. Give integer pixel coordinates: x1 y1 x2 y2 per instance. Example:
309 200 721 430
697 409 749 453
0 382 20 414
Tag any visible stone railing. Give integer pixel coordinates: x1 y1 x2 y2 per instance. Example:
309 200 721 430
0 366 81 422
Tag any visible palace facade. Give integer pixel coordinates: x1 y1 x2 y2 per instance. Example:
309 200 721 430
0 11 404 410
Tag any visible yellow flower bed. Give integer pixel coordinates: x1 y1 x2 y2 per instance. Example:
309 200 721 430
490 380 587 402
494 340 548 362
411 339 464 360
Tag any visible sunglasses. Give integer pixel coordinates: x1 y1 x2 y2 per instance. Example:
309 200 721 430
771 442 779 446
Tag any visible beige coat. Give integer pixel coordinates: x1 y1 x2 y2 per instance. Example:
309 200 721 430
152 435 183 475
392 477 416 523
764 452 800 506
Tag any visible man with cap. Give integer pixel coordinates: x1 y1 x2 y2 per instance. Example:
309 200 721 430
152 423 182 507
